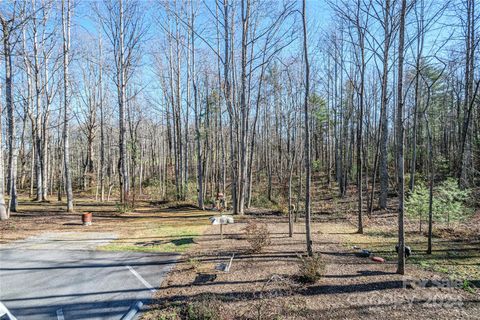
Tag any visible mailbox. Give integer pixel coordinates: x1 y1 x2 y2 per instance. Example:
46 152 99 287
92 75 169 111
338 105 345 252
209 215 234 239
209 215 234 225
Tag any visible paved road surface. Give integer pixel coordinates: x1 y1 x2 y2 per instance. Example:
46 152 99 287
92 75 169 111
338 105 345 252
0 233 178 320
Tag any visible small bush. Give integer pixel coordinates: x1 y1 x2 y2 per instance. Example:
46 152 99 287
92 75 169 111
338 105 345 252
251 193 275 209
297 253 325 283
312 159 322 172
462 280 476 294
243 221 271 253
185 295 221 320
115 202 134 214
155 307 181 320
273 202 288 215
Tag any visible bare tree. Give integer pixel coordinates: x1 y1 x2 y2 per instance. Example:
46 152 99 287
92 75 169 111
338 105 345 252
0 84 6 220
0 1 27 213
62 0 73 212
190 1 204 209
302 0 313 256
458 0 477 188
396 0 407 275
378 0 393 210
97 0 146 204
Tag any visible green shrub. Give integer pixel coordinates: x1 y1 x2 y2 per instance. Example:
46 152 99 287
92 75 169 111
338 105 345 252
406 178 472 224
436 178 471 223
462 280 476 294
312 159 321 172
142 177 162 189
405 184 429 222
251 193 275 209
115 202 134 214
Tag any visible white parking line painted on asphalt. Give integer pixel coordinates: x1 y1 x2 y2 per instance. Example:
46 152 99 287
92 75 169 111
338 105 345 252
56 308 65 320
120 301 143 320
0 301 18 320
126 265 157 293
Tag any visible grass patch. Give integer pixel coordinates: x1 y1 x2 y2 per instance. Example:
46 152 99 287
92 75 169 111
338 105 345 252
2 196 212 253
320 222 480 283
99 224 207 253
408 247 480 280
95 202 212 253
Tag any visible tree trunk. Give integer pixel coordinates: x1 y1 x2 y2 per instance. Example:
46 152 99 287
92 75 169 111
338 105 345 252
238 0 250 215
118 0 129 204
0 82 7 220
191 6 204 210
1 19 17 213
356 23 365 234
99 38 105 202
302 0 313 257
396 0 407 275
379 0 391 210
426 114 434 254
62 0 74 212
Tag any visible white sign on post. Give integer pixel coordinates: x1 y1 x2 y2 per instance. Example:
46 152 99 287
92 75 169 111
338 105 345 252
209 215 234 239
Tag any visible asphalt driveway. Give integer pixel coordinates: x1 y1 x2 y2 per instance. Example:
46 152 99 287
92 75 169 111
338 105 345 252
0 233 178 320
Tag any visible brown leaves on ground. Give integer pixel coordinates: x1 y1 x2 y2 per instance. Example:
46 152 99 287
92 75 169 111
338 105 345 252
144 212 480 320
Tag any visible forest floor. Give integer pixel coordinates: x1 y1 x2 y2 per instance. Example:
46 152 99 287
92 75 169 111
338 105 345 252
1 191 479 319
142 184 480 320
143 217 480 320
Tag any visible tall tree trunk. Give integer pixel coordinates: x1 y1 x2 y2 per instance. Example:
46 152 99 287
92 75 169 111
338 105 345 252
0 84 7 220
223 0 237 214
99 38 105 202
426 111 434 254
379 0 391 209
118 0 129 204
396 0 407 275
238 0 250 215
409 0 425 192
191 5 204 209
459 0 475 187
356 21 365 234
0 19 17 213
33 13 44 202
302 0 313 257
62 0 74 212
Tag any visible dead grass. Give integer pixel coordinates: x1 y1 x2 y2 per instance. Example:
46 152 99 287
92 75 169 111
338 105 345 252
99 224 207 253
0 196 211 253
